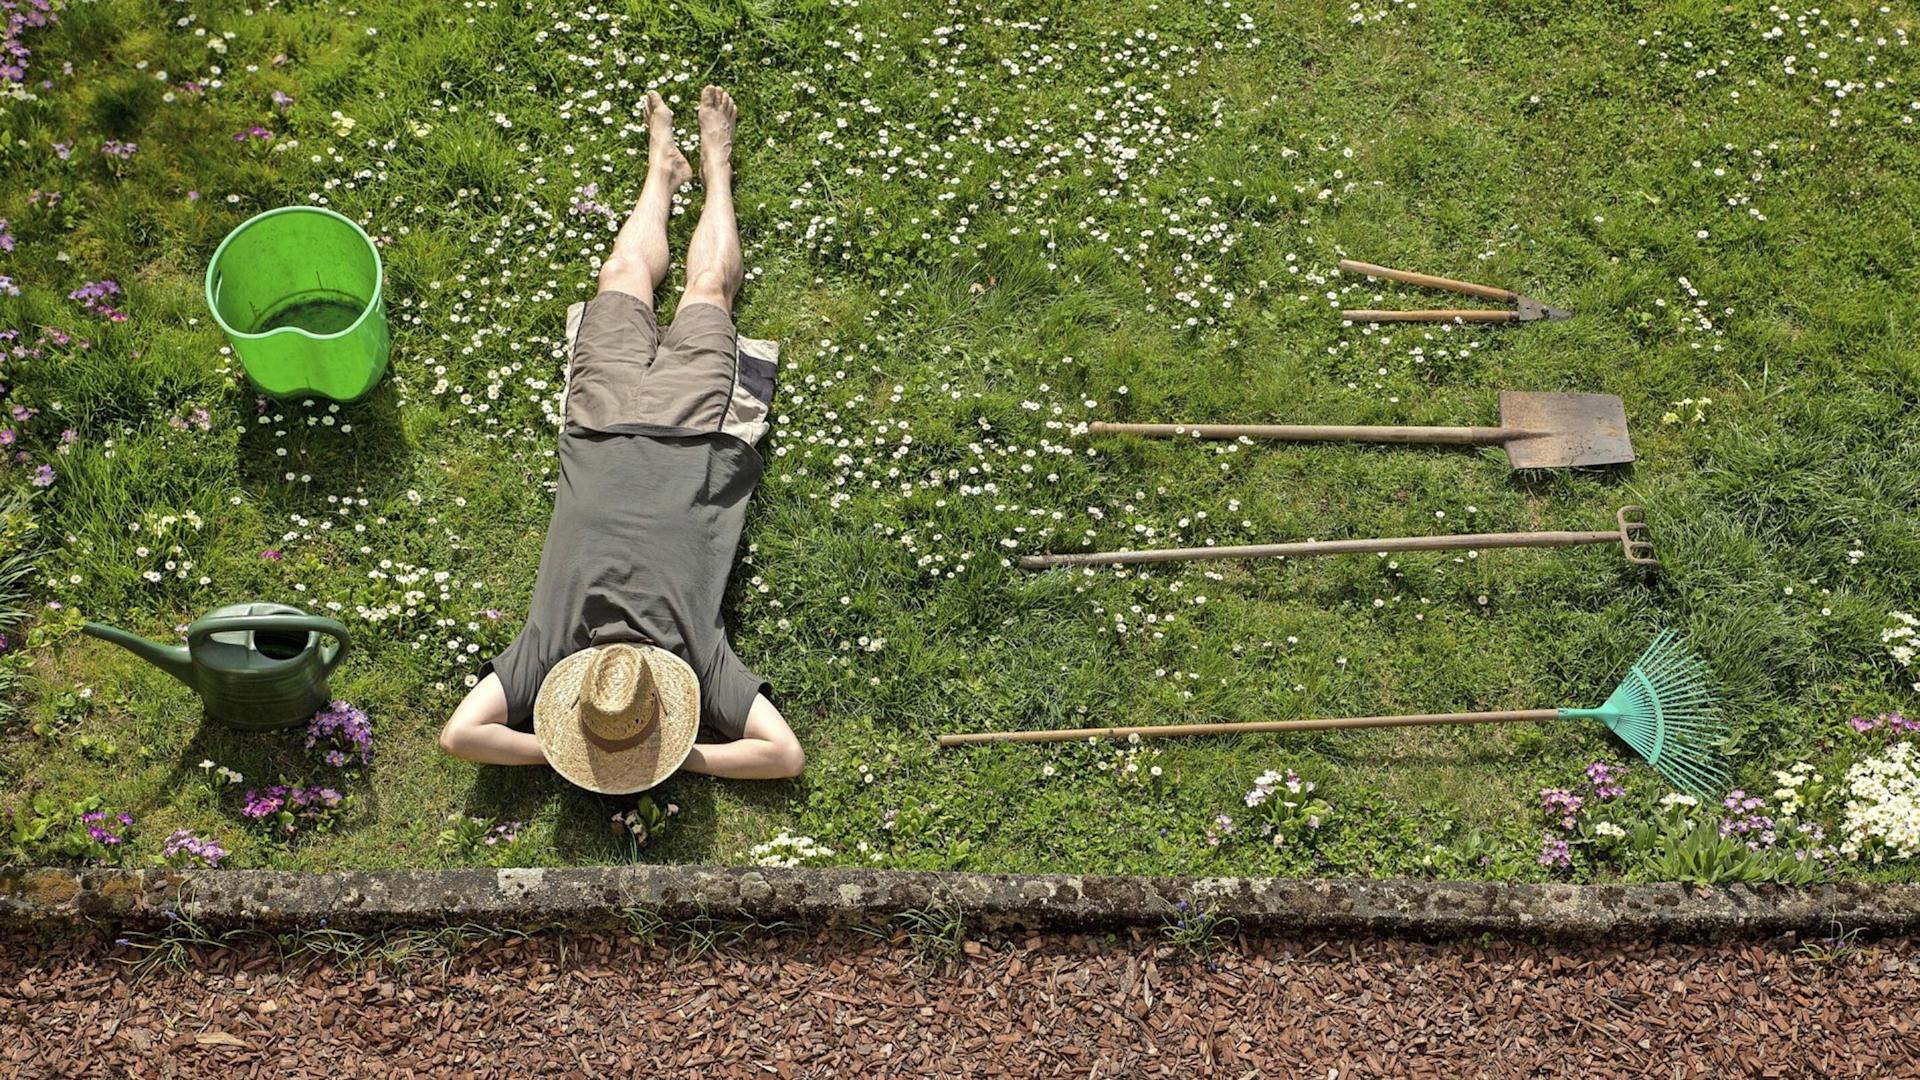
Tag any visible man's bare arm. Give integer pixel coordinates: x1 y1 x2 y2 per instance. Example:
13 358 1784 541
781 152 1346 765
438 674 546 766
680 694 805 780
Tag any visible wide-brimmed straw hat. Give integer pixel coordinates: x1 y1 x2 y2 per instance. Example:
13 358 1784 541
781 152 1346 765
534 642 700 794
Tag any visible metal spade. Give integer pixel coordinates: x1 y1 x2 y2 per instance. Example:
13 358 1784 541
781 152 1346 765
1087 391 1635 470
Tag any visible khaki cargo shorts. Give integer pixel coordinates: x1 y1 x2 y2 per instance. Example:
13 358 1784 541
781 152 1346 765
561 290 777 445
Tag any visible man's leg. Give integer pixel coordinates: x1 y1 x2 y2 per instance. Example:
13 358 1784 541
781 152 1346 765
677 85 742 316
681 694 805 780
598 89 691 302
439 673 545 766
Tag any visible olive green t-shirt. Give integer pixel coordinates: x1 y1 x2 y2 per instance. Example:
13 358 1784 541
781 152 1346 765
482 425 768 738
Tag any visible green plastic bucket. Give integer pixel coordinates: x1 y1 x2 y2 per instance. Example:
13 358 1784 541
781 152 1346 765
206 206 389 402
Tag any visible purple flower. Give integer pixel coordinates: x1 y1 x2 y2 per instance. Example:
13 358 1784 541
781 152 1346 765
0 429 13 447
68 279 127 321
1538 787 1584 831
51 142 70 160
1538 836 1571 869
162 829 225 868
1584 761 1626 800
233 126 273 143
570 183 620 223
271 90 295 111
241 789 286 819
260 549 283 560
29 464 53 487
0 275 17 297
80 807 131 852
306 700 373 765
167 407 211 432
101 140 137 160
0 218 13 252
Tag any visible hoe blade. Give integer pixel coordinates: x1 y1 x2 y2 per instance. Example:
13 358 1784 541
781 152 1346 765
1499 391 1635 469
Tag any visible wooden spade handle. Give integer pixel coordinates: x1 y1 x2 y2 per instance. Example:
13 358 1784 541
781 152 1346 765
1338 260 1517 302
938 708 1561 746
1018 529 1618 569
1340 309 1520 323
1089 422 1511 445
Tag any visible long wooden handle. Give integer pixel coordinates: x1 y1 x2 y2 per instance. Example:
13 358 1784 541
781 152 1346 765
1340 309 1520 323
1338 260 1517 302
1088 422 1512 445
938 708 1562 746
1019 529 1618 569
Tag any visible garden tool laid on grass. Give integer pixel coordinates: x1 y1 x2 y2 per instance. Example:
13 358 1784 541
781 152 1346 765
83 603 351 731
1337 259 1571 325
1019 505 1659 570
1090 391 1633 470
940 631 1728 795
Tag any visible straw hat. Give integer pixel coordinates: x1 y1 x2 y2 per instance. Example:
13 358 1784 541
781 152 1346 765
534 642 700 794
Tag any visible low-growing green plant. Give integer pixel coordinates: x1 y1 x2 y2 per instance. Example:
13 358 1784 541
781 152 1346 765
856 902 969 969
5 794 132 865
1633 821 1824 886
30 689 88 742
75 734 116 761
610 796 679 854
1794 925 1871 969
117 911 253 981
437 813 525 862
1160 900 1237 957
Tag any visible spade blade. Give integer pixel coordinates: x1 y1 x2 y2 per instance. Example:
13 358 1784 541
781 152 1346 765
1498 391 1635 469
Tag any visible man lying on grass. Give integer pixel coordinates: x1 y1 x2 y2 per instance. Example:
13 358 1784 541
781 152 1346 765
440 86 804 793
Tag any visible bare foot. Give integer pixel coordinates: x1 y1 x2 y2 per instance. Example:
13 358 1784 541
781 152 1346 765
698 85 736 180
644 90 691 188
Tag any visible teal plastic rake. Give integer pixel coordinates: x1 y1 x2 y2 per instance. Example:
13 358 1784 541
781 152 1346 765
940 631 1731 796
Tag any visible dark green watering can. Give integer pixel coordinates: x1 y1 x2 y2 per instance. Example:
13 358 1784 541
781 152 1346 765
82 603 351 731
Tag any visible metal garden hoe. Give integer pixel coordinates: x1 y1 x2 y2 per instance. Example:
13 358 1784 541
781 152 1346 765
1089 391 1635 470
939 631 1729 795
1019 505 1659 571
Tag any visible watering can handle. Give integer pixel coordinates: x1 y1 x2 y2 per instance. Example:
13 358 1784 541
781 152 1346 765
187 614 352 675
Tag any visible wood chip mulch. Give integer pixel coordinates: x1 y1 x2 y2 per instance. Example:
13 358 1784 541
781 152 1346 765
3 929 1916 1077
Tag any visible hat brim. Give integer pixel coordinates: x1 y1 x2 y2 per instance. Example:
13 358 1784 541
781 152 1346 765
534 645 700 795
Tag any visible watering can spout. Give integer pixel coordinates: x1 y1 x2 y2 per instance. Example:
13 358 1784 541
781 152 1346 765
82 621 196 686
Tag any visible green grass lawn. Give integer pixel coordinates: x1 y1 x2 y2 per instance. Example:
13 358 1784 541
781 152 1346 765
1 0 1917 881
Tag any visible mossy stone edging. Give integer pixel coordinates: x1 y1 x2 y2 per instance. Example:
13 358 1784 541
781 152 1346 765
4 866 1920 939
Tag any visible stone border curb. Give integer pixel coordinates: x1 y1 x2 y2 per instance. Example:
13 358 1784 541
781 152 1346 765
5 866 1919 938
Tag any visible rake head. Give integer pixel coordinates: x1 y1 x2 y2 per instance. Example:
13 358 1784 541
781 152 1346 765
1560 630 1729 796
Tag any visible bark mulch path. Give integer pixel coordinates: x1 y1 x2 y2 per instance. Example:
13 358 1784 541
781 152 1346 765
2 928 1915 1077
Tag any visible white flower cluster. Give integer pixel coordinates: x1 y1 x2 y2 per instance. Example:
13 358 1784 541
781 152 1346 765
1885 611 1919 692
1771 760 1822 819
1243 768 1310 808
1840 741 1920 862
747 831 835 869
